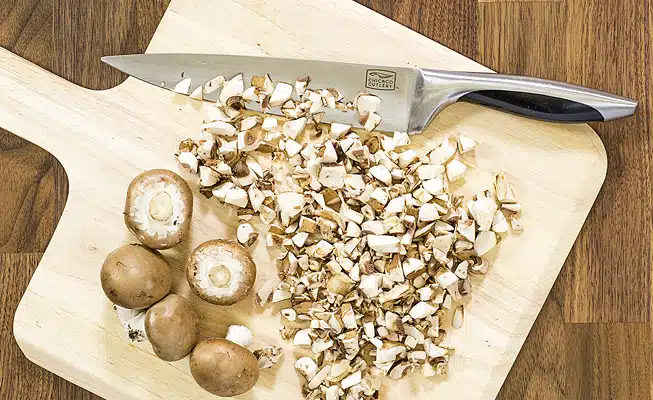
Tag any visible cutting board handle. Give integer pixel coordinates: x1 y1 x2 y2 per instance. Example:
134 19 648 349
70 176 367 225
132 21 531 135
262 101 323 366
0 47 92 161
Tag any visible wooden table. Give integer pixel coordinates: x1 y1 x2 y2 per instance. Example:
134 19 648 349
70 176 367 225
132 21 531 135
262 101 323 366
0 1 649 399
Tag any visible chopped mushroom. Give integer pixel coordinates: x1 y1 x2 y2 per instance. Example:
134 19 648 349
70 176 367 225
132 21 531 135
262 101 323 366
457 134 478 154
253 346 284 369
173 78 192 95
219 74 244 104
173 73 526 400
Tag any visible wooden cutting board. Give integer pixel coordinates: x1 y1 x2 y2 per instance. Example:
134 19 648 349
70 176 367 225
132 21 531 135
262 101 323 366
4 0 607 399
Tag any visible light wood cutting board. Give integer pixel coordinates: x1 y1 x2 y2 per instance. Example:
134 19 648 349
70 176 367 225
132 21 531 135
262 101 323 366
3 0 607 399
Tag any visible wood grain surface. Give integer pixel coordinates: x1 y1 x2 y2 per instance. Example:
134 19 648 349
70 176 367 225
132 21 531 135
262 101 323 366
0 0 650 399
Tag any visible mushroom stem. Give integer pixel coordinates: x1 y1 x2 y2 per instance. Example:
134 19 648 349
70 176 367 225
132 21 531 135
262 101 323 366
208 264 232 288
148 191 174 221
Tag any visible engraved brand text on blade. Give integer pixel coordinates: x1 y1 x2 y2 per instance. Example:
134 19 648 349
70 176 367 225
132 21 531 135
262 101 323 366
366 69 397 90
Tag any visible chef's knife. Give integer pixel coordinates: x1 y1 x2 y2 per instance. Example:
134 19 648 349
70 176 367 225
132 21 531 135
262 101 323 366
102 54 637 134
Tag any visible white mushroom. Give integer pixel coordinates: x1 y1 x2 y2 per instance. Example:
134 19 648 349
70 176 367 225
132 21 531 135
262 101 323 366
417 165 445 181
178 152 199 173
422 177 445 195
385 196 405 214
319 165 347 189
367 235 400 253
409 301 438 319
418 204 440 222
446 159 467 182
283 117 307 140
173 78 192 95
189 85 203 100
428 138 456 165
510 215 524 231
225 324 253 348
457 134 478 154
361 111 382 132
322 141 339 163
113 304 148 342
452 306 464 329
284 139 303 157
341 370 362 389
370 165 392 186
293 329 313 346
492 210 509 233
495 171 517 203
269 82 294 107
241 86 259 102
398 149 417 168
219 74 244 104
262 117 279 131
237 223 258 247
199 166 220 187
471 197 498 231
204 75 225 94
225 187 249 208
295 76 310 96
253 346 284 369
474 231 497 256
295 357 319 380
276 192 305 225
355 93 381 115
252 74 274 93
330 123 351 139
202 121 237 137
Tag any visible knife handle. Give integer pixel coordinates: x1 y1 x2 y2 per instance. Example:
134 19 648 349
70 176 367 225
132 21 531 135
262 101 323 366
418 69 637 126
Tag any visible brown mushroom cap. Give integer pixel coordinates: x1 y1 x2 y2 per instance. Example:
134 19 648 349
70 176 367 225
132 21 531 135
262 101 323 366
189 338 259 397
101 244 172 309
124 169 193 250
145 294 200 361
186 239 256 306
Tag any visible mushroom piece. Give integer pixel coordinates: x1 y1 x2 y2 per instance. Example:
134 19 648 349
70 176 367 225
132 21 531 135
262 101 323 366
190 338 260 397
124 169 193 250
145 294 200 361
101 244 172 309
113 304 147 342
225 324 254 348
187 239 257 305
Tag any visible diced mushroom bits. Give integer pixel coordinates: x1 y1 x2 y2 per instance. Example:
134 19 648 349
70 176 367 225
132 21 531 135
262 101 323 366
175 72 524 400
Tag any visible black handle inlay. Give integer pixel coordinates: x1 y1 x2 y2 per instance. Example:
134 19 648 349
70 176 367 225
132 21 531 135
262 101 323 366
460 90 604 123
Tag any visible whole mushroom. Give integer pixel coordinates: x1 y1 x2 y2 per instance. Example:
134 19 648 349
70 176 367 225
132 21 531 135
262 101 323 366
145 294 200 361
189 328 259 397
186 240 256 305
101 244 172 309
124 169 193 249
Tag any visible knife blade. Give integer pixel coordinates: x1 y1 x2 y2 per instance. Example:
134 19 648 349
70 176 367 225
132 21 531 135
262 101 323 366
102 53 638 134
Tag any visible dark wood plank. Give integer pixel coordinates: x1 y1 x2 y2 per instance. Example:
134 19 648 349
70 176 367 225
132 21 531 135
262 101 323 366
478 2 568 81
355 0 478 61
54 0 170 90
1 254 66 400
0 0 53 71
0 131 68 254
562 0 651 323
498 275 651 399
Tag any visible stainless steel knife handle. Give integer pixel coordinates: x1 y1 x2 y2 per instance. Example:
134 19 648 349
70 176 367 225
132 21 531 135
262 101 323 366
409 69 638 133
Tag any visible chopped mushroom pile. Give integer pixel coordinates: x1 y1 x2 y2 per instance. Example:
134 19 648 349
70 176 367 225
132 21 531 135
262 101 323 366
175 73 523 400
